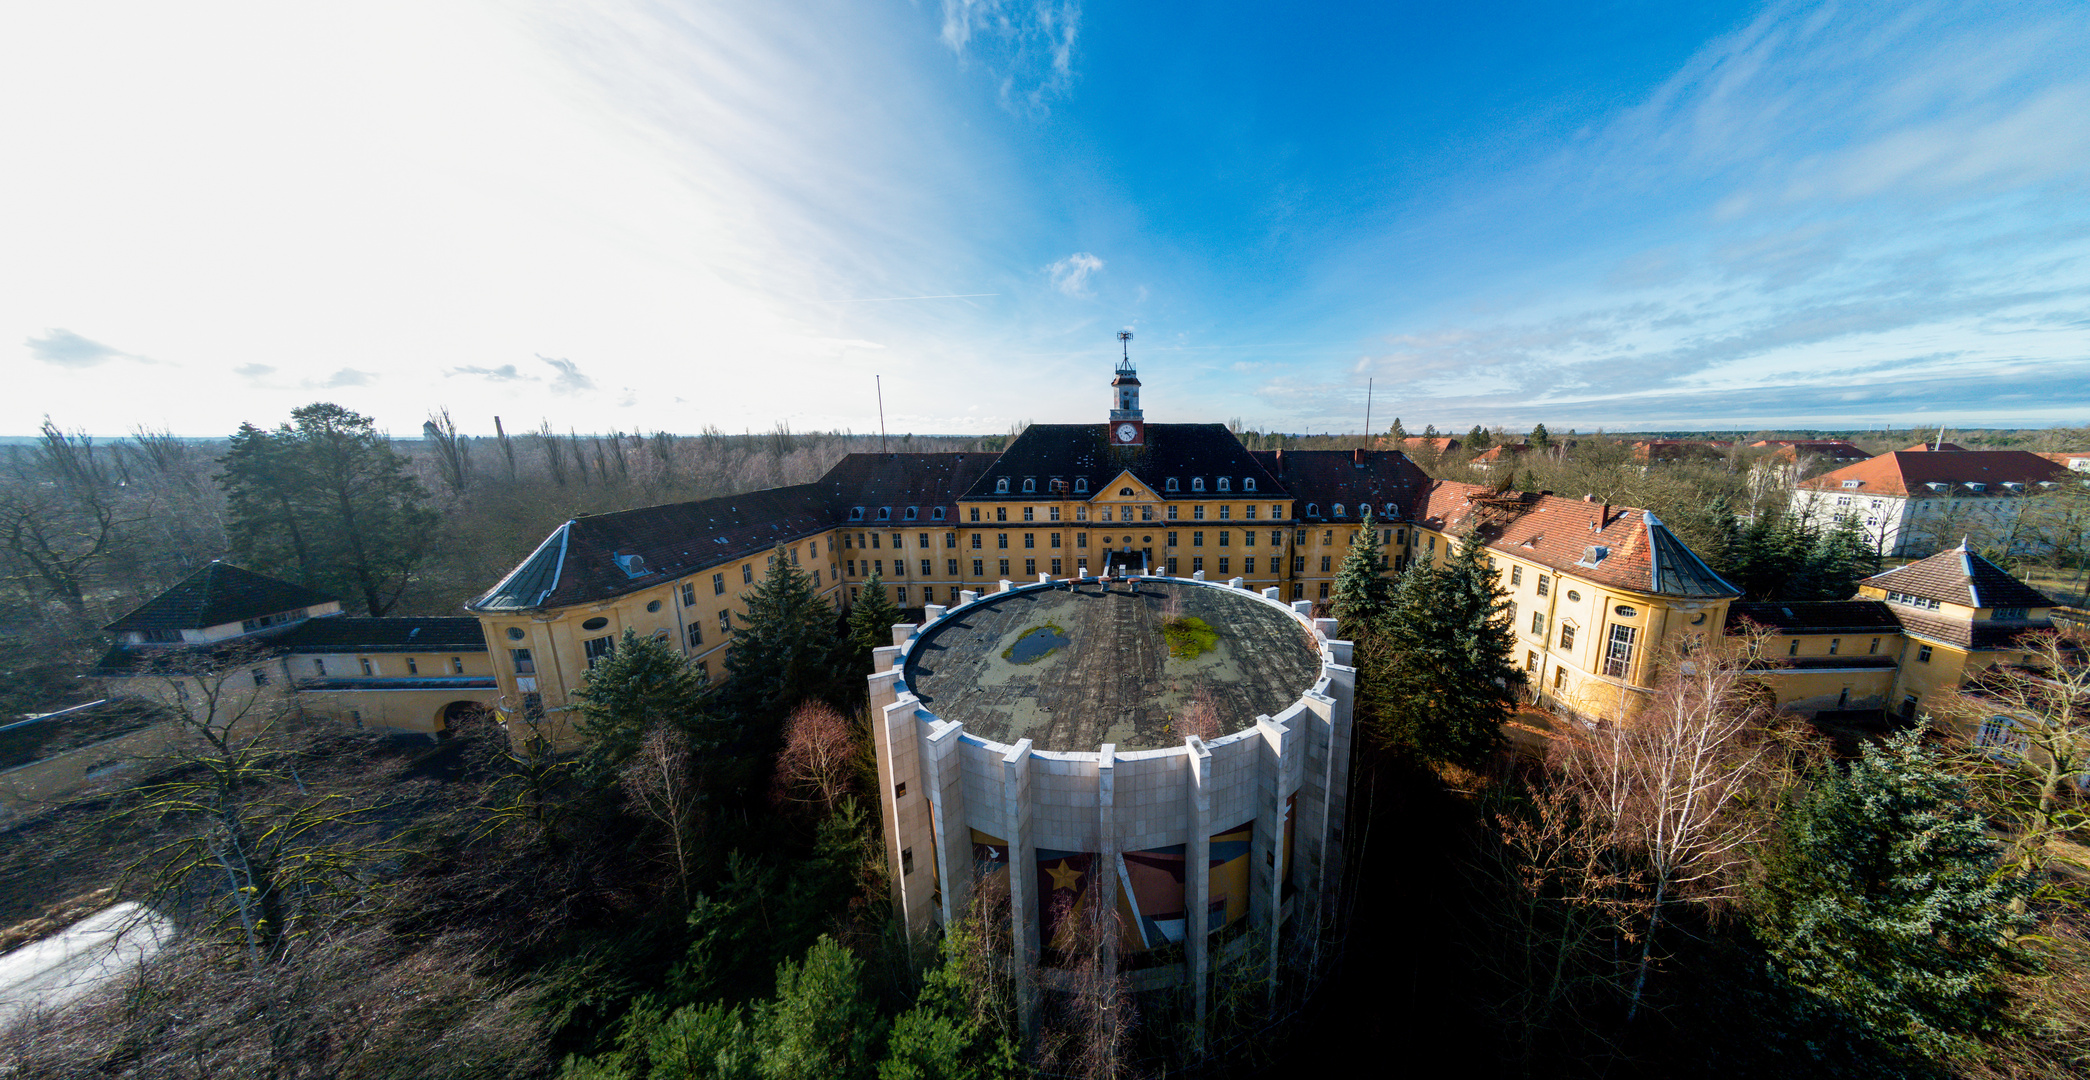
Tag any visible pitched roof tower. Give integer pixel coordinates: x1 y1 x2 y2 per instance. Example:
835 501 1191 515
1109 330 1144 447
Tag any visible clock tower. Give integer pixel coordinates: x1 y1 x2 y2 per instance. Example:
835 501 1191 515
1108 331 1144 447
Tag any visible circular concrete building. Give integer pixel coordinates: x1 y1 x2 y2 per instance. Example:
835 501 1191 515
868 574 1356 1027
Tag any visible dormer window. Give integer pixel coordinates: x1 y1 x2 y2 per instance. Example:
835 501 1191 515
849 507 865 521
1967 483 1987 492
1192 478 1205 492
997 478 1010 493
1218 477 1231 492
1333 504 1347 518
1383 502 1398 517
1576 545 1609 568
1993 606 2027 621
904 506 918 520
1306 503 1319 518
932 507 946 520
1244 478 1256 492
877 507 891 520
614 553 649 578
1074 478 1088 493
1927 482 1948 491
1166 478 1179 492
1841 480 1861 489
1023 478 1036 493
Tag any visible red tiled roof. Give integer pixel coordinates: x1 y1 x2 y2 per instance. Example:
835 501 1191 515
1418 482 1738 598
1796 449 2071 497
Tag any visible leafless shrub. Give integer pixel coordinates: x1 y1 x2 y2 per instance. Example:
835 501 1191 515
1039 887 1137 1080
1177 685 1222 742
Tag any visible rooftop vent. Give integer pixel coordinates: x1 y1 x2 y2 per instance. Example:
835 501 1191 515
1575 545 1609 568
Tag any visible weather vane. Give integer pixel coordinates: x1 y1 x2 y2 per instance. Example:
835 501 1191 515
1117 329 1133 361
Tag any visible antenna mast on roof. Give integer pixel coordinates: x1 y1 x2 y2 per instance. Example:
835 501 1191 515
877 374 887 453
1364 377 1373 446
1935 423 1946 452
1117 329 1133 362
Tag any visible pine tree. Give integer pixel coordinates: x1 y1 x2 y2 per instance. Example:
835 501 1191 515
1331 508 1391 640
1529 423 1551 451
755 936 885 1080
846 570 903 675
1422 423 1440 440
217 403 437 615
1388 417 1408 441
570 628 714 786
723 544 844 732
1465 424 1493 450
1363 533 1519 767
1754 729 2031 1066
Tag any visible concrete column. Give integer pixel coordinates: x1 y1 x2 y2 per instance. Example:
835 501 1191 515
1299 663 1356 943
882 694 936 941
868 667 905 913
1184 735 1213 1043
999 579 1014 593
1095 745 1119 986
1228 576 1245 589
923 603 948 624
1263 587 1281 601
1291 600 1313 617
1001 738 1039 1040
890 622 918 648
1312 617 1338 640
1251 715 1293 999
922 720 970 931
872 645 901 675
1038 572 1051 584
960 590 981 606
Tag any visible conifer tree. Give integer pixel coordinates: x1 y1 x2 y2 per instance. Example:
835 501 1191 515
1363 533 1518 767
1528 423 1551 451
1388 417 1408 441
846 571 903 674
217 403 437 615
570 628 713 786
1331 508 1391 640
1754 729 2031 1065
722 544 844 731
1465 424 1493 450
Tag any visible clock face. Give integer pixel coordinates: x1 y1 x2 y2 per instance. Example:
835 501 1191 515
1116 423 1137 443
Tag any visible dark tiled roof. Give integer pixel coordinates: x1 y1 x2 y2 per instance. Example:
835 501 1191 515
1249 450 1432 520
468 484 837 612
276 617 486 653
104 562 337 632
813 453 999 523
1862 545 2055 609
1727 601 1901 634
0 699 165 771
1420 482 1740 599
93 639 281 677
962 424 1285 501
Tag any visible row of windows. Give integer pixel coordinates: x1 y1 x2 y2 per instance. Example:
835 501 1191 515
848 505 948 522
1782 636 1885 657
304 655 468 679
1885 590 1941 611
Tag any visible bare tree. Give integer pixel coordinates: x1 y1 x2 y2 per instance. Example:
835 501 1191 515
773 701 858 816
0 420 142 620
621 724 702 903
424 407 473 498
1940 627 2090 904
123 651 400 967
1553 627 1798 1021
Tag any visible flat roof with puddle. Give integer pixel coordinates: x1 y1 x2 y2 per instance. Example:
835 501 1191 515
901 580 1323 752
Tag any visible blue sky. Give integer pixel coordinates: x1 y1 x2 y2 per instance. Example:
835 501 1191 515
4 0 2087 436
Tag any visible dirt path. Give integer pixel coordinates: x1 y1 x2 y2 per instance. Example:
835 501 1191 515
0 902 173 1026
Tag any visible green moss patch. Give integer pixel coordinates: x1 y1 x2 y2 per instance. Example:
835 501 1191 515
1161 616 1220 660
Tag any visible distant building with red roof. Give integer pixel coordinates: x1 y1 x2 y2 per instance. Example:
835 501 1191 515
1792 445 2081 557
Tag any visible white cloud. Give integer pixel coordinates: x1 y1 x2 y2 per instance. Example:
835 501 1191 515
539 356 595 396
938 0 1081 112
1046 252 1104 297
26 328 142 367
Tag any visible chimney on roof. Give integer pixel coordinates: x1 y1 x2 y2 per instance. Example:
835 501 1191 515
1352 447 1365 466
1274 448 1285 470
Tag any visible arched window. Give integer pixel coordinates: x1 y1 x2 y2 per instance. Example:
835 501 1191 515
903 506 918 520
1218 477 1231 492
849 507 864 520
1383 502 1397 518
1306 503 1319 517
1023 478 1036 493
1192 477 1205 492
1333 504 1347 518
996 478 1010 493
1244 478 1256 492
1119 487 1134 496
1074 478 1088 493
1166 478 1179 492
932 507 947 520
876 507 891 520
